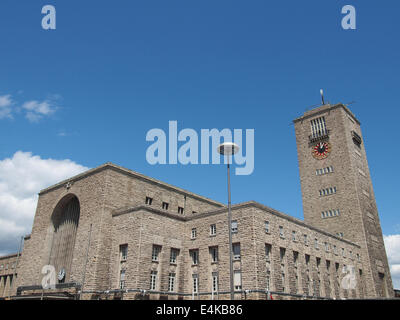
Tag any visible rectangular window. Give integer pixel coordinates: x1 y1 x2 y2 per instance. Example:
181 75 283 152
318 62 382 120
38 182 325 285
119 269 126 289
314 238 319 249
210 224 216 236
342 248 346 257
293 251 299 266
305 254 310 266
233 243 241 260
279 247 286 262
178 206 184 214
191 228 197 239
325 242 329 252
168 273 176 292
162 202 169 210
266 269 271 291
333 245 337 255
190 249 199 265
192 274 199 294
212 272 219 293
310 116 327 138
265 244 272 261
279 226 284 238
292 230 296 241
265 221 270 233
326 260 331 271
234 270 242 291
304 234 308 245
145 197 153 205
231 220 238 233
120 244 128 261
150 271 157 290
152 245 161 262
210 246 218 263
170 248 179 264
316 257 321 270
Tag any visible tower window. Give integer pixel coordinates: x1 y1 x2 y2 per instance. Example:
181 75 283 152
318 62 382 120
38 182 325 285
321 209 340 219
319 187 337 197
145 197 153 205
316 166 333 176
191 228 197 239
351 130 362 146
310 116 328 139
162 202 169 210
178 207 184 214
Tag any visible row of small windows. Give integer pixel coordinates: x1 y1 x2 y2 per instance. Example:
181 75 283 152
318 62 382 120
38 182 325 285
145 196 193 214
265 244 360 294
268 224 354 258
119 243 360 291
321 209 340 219
122 229 356 271
144 243 242 266
315 166 334 176
191 221 239 239
0 263 16 270
148 270 240 293
319 187 337 197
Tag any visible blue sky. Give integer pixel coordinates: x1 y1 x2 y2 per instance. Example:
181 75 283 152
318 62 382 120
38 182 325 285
0 0 399 251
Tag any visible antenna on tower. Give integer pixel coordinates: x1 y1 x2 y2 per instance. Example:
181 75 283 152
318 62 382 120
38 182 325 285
320 89 325 105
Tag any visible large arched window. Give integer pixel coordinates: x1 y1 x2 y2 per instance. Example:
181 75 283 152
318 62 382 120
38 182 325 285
49 195 80 283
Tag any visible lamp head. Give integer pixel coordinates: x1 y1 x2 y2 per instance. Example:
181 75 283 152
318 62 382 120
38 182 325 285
217 142 240 156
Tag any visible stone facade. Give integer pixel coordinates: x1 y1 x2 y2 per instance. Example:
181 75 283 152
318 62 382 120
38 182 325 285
1 103 394 299
0 253 21 299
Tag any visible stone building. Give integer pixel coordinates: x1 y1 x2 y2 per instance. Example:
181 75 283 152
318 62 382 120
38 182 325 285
0 253 21 299
1 103 394 299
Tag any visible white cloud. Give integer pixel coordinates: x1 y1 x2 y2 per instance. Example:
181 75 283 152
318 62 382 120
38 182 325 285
0 151 89 255
0 94 13 119
0 93 59 122
22 100 57 122
384 234 400 289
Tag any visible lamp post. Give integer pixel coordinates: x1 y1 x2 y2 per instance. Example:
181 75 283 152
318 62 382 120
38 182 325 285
217 142 239 300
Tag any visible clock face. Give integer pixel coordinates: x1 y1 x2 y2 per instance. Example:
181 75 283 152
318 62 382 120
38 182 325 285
312 142 331 160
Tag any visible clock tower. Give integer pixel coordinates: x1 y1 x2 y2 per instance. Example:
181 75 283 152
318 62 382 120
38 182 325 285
294 103 394 298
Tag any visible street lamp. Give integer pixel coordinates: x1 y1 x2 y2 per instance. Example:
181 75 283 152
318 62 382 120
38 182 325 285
217 142 239 300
